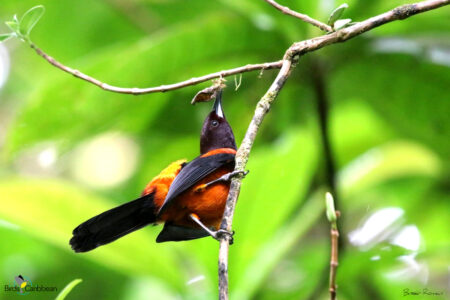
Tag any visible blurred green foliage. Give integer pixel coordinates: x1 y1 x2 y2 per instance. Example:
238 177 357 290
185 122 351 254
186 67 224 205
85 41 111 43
55 278 82 300
0 0 448 299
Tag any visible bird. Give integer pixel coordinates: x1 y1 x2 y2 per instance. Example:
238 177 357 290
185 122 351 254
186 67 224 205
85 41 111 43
70 91 244 253
14 275 28 294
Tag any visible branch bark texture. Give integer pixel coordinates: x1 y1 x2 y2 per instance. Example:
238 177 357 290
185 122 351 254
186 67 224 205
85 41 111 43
31 43 283 95
329 224 339 300
217 0 449 299
218 60 292 299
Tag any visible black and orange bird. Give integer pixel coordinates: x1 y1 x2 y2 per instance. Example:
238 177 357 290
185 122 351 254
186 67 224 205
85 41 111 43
70 91 242 252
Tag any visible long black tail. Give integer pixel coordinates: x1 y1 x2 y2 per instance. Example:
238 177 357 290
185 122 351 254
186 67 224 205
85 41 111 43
70 193 157 252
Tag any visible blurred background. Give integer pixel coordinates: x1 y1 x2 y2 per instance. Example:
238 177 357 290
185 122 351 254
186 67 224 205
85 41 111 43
0 0 449 299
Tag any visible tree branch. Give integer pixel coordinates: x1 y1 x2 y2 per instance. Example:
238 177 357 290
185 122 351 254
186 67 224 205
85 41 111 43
263 0 332 32
217 0 449 299
218 59 292 300
25 0 447 98
285 0 449 59
30 41 283 95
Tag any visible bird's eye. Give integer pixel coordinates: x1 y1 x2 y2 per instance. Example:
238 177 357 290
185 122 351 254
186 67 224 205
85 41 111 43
211 120 219 127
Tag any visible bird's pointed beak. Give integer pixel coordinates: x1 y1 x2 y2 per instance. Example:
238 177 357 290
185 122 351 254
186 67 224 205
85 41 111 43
213 90 224 118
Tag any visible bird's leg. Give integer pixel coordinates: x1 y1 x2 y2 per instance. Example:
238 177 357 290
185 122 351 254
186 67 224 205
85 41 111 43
194 170 249 193
189 214 234 244
207 170 249 186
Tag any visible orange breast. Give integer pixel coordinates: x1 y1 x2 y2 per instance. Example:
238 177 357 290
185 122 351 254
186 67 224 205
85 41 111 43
160 165 233 229
141 149 235 229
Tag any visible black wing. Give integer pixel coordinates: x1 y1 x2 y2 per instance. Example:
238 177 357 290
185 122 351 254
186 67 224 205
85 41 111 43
157 153 235 216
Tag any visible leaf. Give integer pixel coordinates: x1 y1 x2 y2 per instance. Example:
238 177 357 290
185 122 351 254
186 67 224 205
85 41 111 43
232 189 325 299
325 192 337 222
328 3 349 26
5 20 19 33
55 279 82 300
334 18 352 30
329 100 394 167
19 5 45 37
0 33 14 42
331 53 450 157
191 81 225 105
339 140 441 198
227 129 318 289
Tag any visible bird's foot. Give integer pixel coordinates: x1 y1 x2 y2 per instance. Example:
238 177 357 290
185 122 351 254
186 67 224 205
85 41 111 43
222 170 249 181
198 170 250 191
189 214 235 244
212 229 235 245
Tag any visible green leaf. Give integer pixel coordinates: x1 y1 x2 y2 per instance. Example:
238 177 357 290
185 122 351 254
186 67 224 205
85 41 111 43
232 189 325 299
19 5 45 37
5 20 20 33
328 3 348 26
339 141 441 198
55 279 82 300
0 33 14 42
331 53 450 157
330 100 394 168
228 129 318 289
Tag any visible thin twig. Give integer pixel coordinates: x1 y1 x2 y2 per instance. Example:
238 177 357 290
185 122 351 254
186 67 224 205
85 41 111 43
328 206 340 300
326 192 340 300
329 224 339 300
31 42 283 95
307 60 345 300
26 0 447 98
217 0 449 299
263 0 333 32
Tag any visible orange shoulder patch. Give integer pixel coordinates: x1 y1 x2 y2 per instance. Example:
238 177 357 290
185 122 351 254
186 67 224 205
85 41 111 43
201 148 236 158
141 159 187 196
156 159 187 178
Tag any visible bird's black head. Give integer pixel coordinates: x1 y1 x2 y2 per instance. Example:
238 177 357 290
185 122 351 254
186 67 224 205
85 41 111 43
200 91 236 154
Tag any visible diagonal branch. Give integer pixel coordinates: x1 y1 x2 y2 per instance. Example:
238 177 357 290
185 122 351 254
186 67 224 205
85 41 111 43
263 0 333 32
217 0 449 299
218 59 292 299
285 0 449 59
30 42 283 95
